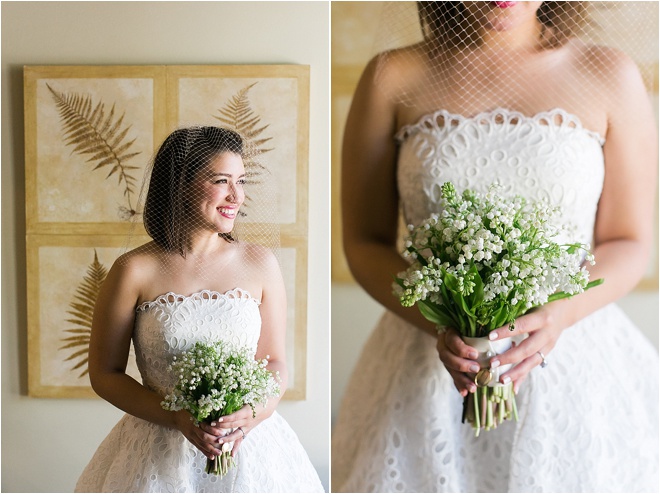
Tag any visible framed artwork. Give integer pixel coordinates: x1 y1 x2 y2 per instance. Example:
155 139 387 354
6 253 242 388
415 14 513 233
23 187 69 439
25 65 310 399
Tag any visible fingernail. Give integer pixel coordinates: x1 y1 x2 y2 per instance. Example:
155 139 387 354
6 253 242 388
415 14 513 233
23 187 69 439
489 332 498 341
217 418 223 422
469 364 480 373
468 351 478 359
502 376 511 384
469 384 477 393
210 422 217 427
491 359 500 369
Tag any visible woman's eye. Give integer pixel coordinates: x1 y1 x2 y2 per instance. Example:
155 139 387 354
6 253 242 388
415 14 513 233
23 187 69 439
214 179 228 184
237 179 246 185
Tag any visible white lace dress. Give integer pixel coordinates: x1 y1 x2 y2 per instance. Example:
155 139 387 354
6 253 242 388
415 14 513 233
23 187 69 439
332 109 659 493
75 288 324 493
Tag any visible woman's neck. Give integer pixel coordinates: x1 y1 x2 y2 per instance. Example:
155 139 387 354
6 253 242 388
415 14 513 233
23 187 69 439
185 230 233 258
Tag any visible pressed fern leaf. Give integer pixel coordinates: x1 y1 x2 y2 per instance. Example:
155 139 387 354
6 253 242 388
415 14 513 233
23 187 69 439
214 82 274 182
47 83 141 216
59 250 108 378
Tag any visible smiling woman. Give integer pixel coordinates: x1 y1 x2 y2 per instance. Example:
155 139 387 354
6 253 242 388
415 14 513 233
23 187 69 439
142 127 246 256
195 152 246 233
74 126 324 492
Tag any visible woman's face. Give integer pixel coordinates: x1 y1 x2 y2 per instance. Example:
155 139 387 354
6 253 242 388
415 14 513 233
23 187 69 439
463 1 543 33
191 151 246 234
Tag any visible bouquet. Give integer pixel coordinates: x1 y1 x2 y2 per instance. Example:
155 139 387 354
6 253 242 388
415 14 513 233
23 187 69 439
394 182 602 435
162 341 281 476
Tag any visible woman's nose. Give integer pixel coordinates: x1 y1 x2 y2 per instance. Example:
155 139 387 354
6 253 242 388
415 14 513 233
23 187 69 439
227 183 238 202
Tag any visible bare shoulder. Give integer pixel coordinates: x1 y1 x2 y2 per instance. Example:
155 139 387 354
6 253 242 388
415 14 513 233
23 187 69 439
114 241 160 273
107 241 163 293
373 44 428 73
363 44 429 98
239 242 281 276
573 41 645 93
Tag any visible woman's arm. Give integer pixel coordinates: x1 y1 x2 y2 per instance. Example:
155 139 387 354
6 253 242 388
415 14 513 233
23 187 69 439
88 256 224 460
491 50 657 388
342 55 439 337
344 55 483 395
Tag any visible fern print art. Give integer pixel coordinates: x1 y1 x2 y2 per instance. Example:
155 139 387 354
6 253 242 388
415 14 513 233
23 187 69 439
47 83 142 220
59 249 108 378
214 82 274 186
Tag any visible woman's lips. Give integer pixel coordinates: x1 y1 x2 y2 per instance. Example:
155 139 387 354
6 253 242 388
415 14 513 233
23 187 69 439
492 1 517 7
217 206 237 219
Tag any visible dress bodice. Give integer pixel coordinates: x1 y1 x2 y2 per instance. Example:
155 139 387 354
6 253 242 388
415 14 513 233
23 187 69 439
78 286 325 493
133 288 261 396
396 108 605 246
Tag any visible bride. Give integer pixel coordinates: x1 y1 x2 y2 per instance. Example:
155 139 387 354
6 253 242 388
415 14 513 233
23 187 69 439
75 126 323 492
332 2 658 492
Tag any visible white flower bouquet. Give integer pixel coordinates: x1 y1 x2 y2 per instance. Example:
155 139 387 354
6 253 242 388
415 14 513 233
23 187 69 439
394 182 602 435
162 341 280 476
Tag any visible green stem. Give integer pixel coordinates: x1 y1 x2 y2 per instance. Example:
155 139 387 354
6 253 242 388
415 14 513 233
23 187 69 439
547 278 604 302
473 391 480 431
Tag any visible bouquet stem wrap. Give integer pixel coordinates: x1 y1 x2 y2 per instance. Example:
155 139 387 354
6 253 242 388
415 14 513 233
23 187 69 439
206 427 236 476
462 336 517 435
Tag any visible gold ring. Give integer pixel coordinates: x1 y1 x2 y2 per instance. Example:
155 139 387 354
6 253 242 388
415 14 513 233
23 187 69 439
474 368 493 387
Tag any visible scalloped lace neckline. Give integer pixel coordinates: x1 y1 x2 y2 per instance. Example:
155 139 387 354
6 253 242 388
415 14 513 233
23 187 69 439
395 108 605 145
136 288 260 312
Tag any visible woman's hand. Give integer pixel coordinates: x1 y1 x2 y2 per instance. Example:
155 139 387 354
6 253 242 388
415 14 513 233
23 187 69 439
174 410 225 460
437 301 569 396
488 302 567 393
436 328 480 397
199 404 266 457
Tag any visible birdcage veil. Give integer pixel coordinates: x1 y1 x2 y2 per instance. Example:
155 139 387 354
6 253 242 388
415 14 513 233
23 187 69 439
121 125 281 280
370 1 657 119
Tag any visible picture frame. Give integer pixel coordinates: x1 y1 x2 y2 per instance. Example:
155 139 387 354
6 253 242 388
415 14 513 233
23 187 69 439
24 65 310 399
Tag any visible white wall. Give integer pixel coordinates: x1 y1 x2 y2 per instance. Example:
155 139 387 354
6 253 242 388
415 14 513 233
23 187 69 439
1 2 330 492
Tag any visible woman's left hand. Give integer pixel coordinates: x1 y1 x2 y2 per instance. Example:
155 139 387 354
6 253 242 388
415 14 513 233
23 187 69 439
487 302 567 393
199 404 263 457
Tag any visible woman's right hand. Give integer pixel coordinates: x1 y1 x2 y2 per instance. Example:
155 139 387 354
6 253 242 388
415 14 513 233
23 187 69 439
436 327 480 397
174 410 224 460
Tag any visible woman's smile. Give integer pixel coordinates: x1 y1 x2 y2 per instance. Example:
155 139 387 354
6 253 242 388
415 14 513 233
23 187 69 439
217 205 238 219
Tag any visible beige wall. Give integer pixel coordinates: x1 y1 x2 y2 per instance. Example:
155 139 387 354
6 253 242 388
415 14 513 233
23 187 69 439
1 2 329 491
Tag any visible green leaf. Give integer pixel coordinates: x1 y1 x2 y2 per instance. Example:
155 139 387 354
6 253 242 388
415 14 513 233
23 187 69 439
417 300 455 328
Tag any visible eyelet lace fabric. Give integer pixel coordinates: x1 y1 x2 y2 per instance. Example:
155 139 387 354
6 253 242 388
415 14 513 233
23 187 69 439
75 288 324 493
331 109 659 493
396 108 605 247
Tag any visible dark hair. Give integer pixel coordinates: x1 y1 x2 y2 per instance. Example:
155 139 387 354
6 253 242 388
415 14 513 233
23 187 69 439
143 126 243 256
417 1 587 50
